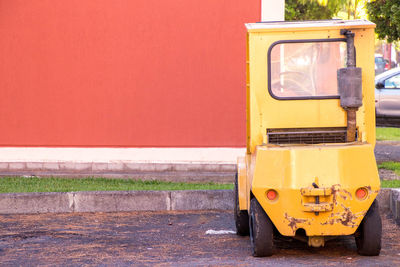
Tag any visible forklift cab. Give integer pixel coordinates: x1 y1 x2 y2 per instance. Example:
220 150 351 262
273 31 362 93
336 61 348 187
234 20 381 257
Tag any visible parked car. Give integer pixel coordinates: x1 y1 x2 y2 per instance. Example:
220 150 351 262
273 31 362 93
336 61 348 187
375 54 387 75
375 68 400 125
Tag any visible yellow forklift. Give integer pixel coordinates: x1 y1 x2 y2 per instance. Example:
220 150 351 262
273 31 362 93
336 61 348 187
234 20 381 257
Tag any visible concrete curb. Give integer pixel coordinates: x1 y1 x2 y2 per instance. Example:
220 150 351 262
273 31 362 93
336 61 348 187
0 192 72 214
389 189 400 223
377 188 391 213
0 188 397 217
376 140 400 146
0 162 237 183
0 190 234 214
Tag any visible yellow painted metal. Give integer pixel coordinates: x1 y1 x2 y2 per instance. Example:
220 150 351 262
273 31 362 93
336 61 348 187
237 156 248 210
300 187 332 197
245 20 376 154
302 202 333 212
239 20 379 238
251 143 379 236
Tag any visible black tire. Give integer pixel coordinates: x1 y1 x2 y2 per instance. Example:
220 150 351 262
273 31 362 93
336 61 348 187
355 200 382 256
249 197 274 257
234 173 249 236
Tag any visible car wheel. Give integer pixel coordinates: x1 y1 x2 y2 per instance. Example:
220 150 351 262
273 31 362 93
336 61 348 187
249 197 274 257
234 173 249 236
355 200 382 256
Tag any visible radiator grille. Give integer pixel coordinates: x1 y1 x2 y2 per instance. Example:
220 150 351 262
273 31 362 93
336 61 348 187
267 127 348 144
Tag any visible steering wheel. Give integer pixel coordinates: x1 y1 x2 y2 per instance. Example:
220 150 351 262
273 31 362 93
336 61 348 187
271 71 314 97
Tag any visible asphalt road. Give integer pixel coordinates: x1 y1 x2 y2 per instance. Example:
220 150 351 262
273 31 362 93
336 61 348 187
0 210 399 266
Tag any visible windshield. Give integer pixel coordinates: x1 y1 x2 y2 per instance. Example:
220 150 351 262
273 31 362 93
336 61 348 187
375 67 400 82
269 41 347 99
375 57 384 64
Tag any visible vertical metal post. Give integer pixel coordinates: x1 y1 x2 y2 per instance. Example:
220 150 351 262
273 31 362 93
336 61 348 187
338 29 362 142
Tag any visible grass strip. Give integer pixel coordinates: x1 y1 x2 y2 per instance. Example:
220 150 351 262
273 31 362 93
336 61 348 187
376 127 400 141
378 161 400 176
0 177 234 194
0 173 398 193
381 179 400 188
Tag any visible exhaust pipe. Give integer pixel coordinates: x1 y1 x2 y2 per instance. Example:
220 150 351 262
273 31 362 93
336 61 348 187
337 29 362 142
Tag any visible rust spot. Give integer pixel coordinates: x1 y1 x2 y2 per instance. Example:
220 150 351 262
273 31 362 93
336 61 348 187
331 184 353 204
328 203 334 211
364 186 379 196
340 189 352 200
331 184 340 206
284 213 310 233
321 212 340 226
338 205 356 226
320 205 366 227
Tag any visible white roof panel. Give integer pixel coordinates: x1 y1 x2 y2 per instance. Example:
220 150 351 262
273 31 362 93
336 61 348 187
246 19 375 31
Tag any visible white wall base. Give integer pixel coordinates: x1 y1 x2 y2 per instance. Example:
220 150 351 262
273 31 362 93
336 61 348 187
0 147 245 163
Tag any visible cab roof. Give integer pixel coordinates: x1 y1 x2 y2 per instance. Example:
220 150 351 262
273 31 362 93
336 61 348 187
246 19 375 32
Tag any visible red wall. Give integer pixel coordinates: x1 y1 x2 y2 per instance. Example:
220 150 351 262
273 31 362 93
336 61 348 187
0 0 260 147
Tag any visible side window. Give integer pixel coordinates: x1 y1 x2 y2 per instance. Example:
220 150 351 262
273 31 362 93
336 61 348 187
384 74 400 89
269 40 346 99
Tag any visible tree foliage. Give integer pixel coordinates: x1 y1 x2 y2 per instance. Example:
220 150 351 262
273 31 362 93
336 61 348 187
367 0 400 43
285 0 342 21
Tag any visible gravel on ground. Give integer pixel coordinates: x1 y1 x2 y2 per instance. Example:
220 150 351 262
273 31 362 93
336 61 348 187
0 210 399 266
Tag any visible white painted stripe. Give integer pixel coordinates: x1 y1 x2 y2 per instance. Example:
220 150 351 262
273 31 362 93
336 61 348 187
205 229 236 235
261 0 284 22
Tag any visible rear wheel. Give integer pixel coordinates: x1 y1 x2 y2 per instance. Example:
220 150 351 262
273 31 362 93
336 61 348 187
234 173 249 236
249 197 274 257
355 200 382 256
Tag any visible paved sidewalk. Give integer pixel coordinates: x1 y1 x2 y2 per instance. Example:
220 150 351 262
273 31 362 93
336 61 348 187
0 147 245 182
0 141 396 165
0 142 397 182
0 147 244 163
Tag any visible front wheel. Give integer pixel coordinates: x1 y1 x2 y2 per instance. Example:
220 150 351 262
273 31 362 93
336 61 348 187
249 198 274 257
355 200 382 256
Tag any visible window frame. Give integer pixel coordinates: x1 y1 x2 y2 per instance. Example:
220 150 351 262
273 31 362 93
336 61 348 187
267 38 347 100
